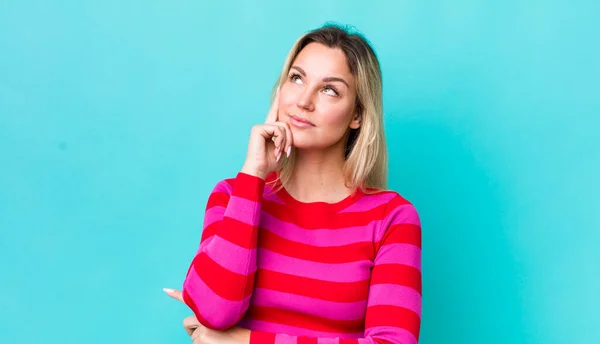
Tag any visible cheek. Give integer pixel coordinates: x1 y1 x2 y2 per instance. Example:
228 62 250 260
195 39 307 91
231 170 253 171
320 104 355 128
307 107 354 144
278 87 298 111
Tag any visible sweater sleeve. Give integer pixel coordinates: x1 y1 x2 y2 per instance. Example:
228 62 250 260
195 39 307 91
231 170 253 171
182 172 265 330
249 195 422 344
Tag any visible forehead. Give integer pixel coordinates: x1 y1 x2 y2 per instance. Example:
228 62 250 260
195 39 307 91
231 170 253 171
293 43 354 82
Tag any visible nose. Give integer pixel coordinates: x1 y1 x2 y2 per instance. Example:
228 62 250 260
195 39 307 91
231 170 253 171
296 88 315 112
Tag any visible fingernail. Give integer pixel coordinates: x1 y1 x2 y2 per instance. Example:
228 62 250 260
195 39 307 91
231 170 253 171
276 152 282 162
162 288 174 293
286 146 291 157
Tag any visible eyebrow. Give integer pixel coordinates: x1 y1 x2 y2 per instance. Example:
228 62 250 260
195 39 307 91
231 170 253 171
291 66 350 88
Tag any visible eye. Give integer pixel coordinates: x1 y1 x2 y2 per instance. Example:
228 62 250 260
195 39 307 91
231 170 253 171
290 73 303 84
322 86 339 96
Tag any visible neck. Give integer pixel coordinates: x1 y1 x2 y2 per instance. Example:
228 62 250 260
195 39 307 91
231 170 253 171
286 142 353 203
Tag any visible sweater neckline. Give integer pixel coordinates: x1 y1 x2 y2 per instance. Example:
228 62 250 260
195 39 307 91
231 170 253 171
266 172 364 213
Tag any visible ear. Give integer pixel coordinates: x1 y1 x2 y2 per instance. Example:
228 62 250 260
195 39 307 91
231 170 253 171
349 111 361 130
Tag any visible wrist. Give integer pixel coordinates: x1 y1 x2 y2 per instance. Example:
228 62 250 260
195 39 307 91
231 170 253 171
241 164 267 180
230 327 251 344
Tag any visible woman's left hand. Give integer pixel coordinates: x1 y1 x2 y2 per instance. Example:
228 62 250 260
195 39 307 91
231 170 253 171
164 288 251 344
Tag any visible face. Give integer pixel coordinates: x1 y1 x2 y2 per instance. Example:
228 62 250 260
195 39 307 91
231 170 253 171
278 42 360 151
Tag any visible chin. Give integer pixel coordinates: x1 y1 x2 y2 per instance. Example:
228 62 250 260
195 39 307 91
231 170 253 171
292 138 339 151
289 129 343 150
290 137 312 150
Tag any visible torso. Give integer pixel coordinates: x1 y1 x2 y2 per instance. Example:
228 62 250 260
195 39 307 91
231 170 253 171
237 175 399 337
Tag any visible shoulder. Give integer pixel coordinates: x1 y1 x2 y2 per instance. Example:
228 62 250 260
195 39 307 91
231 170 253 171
365 188 420 227
371 189 421 250
364 187 417 209
204 177 236 210
210 176 236 195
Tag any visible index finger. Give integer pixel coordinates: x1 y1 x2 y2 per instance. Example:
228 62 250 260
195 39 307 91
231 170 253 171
265 87 280 124
163 288 184 304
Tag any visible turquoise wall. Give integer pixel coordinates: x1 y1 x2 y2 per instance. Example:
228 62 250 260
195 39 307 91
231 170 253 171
1 1 598 343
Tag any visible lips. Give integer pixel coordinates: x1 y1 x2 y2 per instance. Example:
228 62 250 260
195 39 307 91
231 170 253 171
289 114 315 126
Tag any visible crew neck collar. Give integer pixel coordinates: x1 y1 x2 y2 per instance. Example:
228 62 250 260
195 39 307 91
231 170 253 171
266 172 364 213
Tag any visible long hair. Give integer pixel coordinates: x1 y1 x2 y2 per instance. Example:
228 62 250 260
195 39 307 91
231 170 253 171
271 23 387 192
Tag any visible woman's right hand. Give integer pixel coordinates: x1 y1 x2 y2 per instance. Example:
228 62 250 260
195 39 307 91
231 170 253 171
241 89 293 179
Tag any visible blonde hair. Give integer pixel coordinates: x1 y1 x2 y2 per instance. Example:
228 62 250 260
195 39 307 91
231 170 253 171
271 23 388 192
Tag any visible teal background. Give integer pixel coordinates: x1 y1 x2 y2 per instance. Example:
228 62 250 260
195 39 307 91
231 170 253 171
1 1 598 343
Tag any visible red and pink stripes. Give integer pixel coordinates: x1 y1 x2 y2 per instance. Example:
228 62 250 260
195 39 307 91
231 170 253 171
182 172 422 344
183 172 263 329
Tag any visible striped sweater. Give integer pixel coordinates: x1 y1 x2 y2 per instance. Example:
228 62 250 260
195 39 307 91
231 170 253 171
182 172 422 344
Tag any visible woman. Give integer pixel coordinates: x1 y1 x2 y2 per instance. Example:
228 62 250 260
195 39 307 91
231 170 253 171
164 23 422 344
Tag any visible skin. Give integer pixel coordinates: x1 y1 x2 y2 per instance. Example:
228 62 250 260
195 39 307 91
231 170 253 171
279 42 360 152
163 288 250 344
243 42 362 203
164 42 362 343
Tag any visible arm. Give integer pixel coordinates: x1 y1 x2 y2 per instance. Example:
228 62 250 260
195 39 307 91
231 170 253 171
182 172 265 330
248 196 422 344
182 87 291 332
